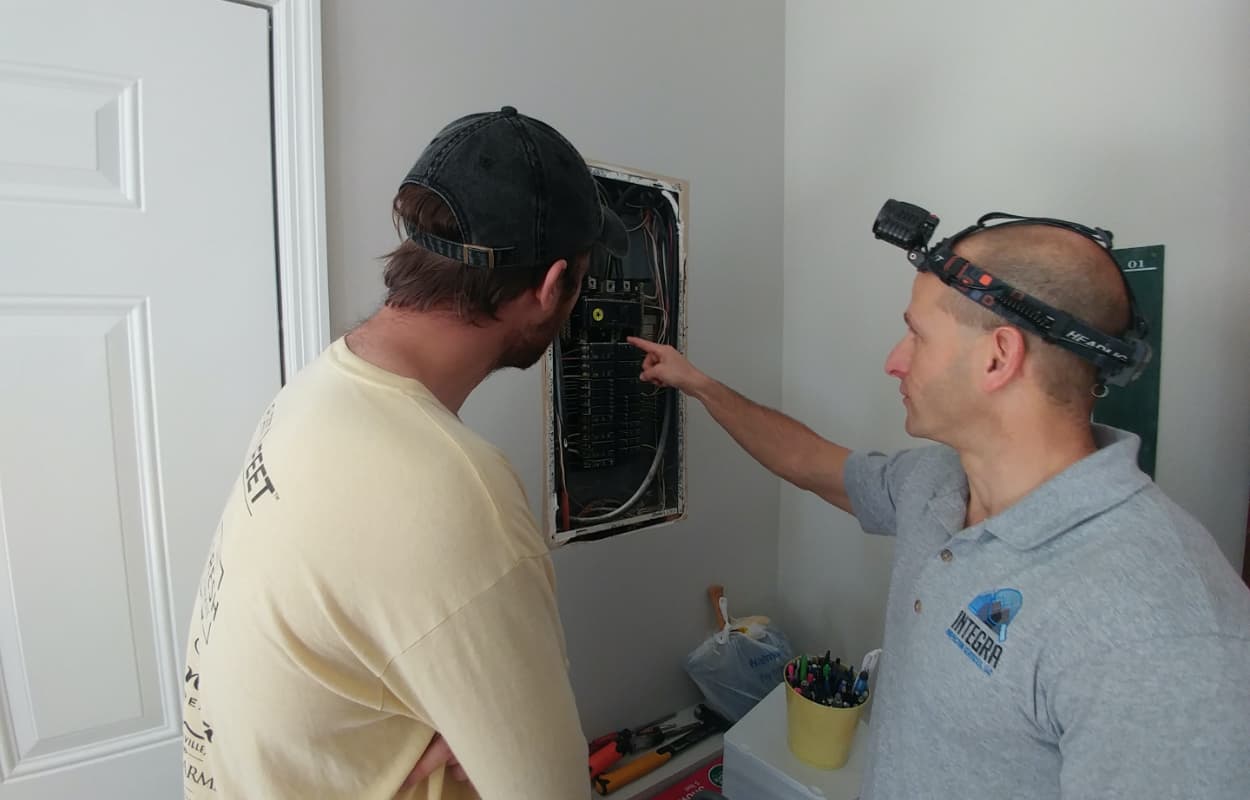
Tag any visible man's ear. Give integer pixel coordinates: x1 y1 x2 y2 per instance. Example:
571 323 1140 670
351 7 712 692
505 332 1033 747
535 258 569 312
983 325 1028 392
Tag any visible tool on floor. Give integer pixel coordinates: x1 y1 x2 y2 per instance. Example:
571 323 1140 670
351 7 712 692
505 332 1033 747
592 704 731 795
588 712 698 779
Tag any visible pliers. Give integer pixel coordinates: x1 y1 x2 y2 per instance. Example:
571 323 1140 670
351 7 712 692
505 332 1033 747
587 713 700 779
592 704 731 795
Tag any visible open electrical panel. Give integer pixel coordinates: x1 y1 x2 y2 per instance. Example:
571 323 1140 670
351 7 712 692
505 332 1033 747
543 163 688 545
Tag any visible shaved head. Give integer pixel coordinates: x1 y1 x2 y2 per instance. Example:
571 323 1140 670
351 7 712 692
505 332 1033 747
945 224 1131 407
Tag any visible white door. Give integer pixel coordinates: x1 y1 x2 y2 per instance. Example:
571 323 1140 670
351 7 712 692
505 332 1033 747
0 1 282 797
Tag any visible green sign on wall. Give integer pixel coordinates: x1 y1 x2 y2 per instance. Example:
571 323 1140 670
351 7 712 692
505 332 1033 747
1092 245 1165 477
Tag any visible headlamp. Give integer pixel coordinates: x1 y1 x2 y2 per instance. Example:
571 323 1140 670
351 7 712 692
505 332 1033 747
872 200 1151 388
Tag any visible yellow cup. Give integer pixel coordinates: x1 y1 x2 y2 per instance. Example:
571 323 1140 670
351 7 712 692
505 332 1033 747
784 658 864 769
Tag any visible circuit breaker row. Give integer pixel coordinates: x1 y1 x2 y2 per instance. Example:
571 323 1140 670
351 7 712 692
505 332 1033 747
561 281 657 469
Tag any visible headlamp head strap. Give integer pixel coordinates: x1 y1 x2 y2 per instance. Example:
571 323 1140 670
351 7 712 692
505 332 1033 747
912 212 1151 387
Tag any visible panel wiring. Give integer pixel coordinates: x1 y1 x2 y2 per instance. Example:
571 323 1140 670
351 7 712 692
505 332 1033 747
553 177 682 535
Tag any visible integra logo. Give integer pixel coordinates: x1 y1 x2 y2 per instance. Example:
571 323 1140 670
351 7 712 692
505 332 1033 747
945 588 1023 676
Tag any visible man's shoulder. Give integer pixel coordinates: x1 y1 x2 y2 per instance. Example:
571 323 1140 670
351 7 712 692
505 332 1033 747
1117 485 1249 619
302 356 529 506
1044 483 1250 645
906 442 961 474
845 441 963 495
878 442 963 494
849 441 959 472
843 442 964 535
261 353 541 553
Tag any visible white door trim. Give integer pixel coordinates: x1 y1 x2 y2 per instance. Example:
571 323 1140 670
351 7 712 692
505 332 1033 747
243 0 330 378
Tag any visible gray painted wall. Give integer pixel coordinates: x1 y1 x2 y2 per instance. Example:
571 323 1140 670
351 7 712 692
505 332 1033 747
781 0 1250 662
321 0 785 737
319 0 1249 745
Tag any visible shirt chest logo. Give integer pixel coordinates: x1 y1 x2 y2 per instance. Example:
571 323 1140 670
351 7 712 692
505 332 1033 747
945 588 1023 675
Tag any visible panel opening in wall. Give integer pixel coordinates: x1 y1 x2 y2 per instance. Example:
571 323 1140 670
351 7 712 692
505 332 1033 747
543 163 688 545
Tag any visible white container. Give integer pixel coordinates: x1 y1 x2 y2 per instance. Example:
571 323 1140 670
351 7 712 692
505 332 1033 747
722 684 869 800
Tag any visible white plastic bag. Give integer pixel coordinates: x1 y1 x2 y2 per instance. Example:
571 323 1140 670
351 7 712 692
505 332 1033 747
684 587 793 722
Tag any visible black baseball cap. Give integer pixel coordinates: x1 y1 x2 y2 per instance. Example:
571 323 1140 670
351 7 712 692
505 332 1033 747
399 106 628 269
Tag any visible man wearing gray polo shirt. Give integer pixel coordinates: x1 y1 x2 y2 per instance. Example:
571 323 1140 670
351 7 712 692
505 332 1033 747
630 209 1250 798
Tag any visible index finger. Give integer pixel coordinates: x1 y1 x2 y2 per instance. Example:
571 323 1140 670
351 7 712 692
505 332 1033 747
626 336 661 353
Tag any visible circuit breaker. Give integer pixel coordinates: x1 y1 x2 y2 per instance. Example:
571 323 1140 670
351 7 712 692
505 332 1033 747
542 163 688 545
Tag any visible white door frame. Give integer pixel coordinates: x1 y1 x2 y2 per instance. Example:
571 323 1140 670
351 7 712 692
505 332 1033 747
245 0 330 378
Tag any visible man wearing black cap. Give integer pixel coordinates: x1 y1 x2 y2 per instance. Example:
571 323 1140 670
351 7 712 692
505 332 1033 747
181 107 626 799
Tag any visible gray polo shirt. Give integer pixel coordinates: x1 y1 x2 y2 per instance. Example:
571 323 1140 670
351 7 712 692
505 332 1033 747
845 425 1250 800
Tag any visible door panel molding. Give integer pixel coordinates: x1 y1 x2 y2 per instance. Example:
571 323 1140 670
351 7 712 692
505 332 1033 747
0 297 173 779
0 62 141 208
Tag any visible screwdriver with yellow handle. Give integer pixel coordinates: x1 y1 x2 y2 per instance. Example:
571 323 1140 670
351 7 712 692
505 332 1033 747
592 705 730 796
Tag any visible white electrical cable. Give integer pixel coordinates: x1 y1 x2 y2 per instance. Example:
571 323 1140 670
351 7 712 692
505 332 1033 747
570 393 672 524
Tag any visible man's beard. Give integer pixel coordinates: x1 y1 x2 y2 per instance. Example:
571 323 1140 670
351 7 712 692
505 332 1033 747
494 311 564 371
